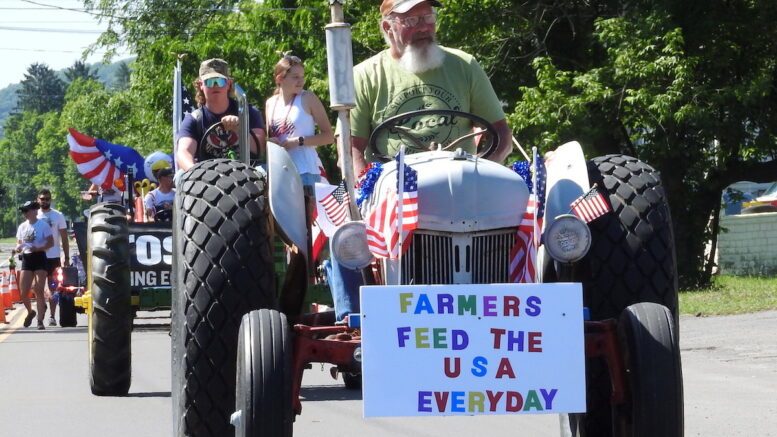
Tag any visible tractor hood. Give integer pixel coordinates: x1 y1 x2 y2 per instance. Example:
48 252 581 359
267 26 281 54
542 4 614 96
364 151 529 232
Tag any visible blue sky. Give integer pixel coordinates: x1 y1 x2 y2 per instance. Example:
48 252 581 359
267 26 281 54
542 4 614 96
0 0 129 89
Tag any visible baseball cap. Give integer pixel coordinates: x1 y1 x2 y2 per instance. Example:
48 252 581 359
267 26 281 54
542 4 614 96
199 58 230 80
156 167 174 178
19 200 40 213
380 0 442 16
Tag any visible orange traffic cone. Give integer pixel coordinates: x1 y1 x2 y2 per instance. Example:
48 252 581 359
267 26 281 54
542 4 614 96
8 269 21 303
1 271 11 309
0 273 7 324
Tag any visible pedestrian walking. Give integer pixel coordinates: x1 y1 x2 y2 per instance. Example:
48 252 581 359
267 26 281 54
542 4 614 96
15 200 54 330
37 188 69 326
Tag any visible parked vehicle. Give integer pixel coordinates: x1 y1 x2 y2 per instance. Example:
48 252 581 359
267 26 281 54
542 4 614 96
742 181 777 214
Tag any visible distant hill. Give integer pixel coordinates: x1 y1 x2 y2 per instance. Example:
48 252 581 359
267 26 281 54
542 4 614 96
0 83 21 138
0 58 134 138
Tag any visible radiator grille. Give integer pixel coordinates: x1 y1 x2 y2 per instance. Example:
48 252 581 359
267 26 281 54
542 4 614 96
399 229 515 284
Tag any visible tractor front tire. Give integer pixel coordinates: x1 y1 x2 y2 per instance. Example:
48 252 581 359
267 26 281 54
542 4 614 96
234 309 293 437
617 303 683 437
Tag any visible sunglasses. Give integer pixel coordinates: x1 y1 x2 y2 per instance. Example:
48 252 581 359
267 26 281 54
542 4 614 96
284 54 302 63
203 77 228 88
391 12 436 28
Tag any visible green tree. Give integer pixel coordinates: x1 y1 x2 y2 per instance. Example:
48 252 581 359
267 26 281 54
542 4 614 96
81 0 777 286
0 112 46 234
16 63 66 113
510 2 777 286
113 61 132 90
64 60 99 83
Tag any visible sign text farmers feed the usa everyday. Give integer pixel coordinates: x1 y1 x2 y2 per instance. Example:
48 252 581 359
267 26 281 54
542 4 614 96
360 283 585 417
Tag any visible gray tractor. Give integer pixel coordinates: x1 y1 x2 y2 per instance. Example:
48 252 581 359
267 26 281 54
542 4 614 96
170 3 682 436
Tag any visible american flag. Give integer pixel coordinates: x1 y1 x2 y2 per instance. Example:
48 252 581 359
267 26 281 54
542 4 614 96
311 210 326 263
365 159 419 259
509 195 538 283
180 85 195 118
509 148 545 283
571 184 611 223
319 181 350 228
311 168 335 263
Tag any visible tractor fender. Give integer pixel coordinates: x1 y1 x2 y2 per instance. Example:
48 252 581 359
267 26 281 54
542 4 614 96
543 141 590 232
267 141 308 258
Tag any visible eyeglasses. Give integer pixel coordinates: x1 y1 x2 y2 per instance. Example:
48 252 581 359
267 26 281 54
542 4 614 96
390 12 436 28
203 77 228 88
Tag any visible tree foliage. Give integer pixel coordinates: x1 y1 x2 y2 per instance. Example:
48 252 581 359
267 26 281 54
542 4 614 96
64 60 99 83
113 61 132 90
2 0 776 286
16 63 66 113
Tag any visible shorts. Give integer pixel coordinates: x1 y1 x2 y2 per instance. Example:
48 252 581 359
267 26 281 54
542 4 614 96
21 252 47 272
46 257 62 278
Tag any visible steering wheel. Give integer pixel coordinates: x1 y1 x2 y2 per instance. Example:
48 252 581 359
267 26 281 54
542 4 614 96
367 109 499 161
200 121 262 161
154 208 173 222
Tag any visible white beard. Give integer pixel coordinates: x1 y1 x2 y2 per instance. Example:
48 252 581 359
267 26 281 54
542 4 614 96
398 41 445 74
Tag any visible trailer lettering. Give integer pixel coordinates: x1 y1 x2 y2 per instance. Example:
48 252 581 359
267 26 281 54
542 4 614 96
130 234 172 266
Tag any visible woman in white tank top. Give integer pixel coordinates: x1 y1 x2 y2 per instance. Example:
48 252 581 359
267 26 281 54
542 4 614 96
265 54 335 187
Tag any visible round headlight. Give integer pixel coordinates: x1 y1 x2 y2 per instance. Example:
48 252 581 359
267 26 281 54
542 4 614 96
331 221 373 270
544 214 591 263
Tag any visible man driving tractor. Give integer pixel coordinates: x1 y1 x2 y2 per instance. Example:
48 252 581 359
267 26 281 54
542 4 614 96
329 0 514 322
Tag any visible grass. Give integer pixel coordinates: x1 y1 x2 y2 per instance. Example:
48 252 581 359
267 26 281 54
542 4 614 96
304 274 777 317
0 237 15 244
680 275 777 316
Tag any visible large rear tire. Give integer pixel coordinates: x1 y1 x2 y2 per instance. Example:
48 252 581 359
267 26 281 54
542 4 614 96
617 303 683 437
234 309 293 437
87 203 132 396
578 154 679 436
172 159 277 437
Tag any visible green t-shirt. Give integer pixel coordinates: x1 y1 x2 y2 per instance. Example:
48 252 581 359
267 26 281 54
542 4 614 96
350 46 505 160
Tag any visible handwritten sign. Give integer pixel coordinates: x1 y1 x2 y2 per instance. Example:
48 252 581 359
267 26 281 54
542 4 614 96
360 283 586 417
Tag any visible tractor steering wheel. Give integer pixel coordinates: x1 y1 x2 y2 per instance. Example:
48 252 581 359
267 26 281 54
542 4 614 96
200 121 261 161
367 109 499 161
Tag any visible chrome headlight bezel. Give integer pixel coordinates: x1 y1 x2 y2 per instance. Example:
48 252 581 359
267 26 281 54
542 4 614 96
331 221 373 270
543 214 591 264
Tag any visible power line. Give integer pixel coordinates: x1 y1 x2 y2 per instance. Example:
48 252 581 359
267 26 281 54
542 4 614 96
0 25 103 34
0 47 97 54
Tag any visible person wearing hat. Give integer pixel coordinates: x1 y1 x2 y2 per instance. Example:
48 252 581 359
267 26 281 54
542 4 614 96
144 167 176 221
345 0 512 177
14 200 54 330
176 58 267 171
327 0 513 323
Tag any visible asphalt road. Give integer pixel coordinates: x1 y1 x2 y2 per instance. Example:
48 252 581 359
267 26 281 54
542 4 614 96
0 303 775 436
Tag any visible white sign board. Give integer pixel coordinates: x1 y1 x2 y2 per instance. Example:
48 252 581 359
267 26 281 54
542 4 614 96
360 283 586 417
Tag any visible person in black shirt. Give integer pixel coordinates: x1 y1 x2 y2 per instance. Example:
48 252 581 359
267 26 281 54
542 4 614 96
176 58 267 171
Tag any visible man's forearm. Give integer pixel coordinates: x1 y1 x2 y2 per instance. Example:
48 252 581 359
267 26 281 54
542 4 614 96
488 119 513 164
350 136 369 177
